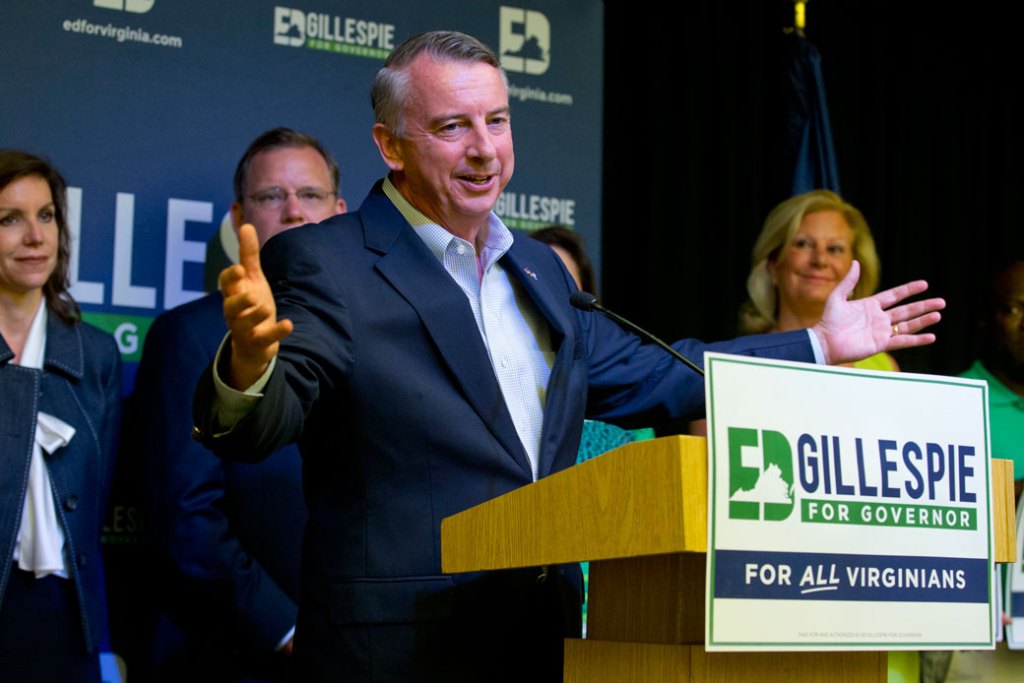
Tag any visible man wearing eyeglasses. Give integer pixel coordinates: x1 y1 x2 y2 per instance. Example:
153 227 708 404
229 130 347 247
133 128 346 681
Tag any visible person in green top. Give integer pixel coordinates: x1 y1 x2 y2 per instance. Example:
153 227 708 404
960 260 1024 492
934 260 1024 681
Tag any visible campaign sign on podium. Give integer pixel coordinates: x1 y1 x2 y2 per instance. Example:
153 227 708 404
704 352 994 652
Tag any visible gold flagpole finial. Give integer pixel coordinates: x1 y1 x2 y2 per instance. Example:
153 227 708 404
794 1 807 36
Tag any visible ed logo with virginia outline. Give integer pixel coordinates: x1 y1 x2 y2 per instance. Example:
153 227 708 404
499 6 550 75
728 427 796 522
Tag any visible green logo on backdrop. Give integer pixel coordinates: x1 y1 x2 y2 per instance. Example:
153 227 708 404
82 311 154 362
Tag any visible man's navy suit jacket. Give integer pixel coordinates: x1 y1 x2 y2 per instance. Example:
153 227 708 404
135 292 305 679
194 180 815 682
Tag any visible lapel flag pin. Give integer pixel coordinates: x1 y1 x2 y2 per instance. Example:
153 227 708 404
523 267 538 280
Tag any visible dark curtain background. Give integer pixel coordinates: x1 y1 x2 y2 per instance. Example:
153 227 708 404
602 1 1023 377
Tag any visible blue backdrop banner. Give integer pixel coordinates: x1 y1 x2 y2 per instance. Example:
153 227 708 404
2 3 602 678
2 0 604 393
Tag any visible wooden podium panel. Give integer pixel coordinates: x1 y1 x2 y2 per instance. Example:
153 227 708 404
442 435 709 573
564 640 886 683
994 458 1015 563
587 553 706 644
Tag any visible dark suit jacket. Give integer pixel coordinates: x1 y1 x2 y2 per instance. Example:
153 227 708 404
134 292 305 680
0 313 121 654
194 180 815 682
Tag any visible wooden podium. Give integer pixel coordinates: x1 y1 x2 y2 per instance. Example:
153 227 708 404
441 435 1016 682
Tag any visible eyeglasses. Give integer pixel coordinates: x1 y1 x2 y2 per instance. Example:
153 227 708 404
248 187 335 210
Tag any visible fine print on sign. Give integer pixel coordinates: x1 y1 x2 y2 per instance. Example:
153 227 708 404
704 353 994 652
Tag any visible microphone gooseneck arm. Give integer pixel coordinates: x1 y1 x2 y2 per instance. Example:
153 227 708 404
569 291 705 377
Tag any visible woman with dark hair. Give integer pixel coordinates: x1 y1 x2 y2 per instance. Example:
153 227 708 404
0 149 121 682
529 224 598 295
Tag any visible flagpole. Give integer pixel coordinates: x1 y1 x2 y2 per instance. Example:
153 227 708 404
792 1 807 37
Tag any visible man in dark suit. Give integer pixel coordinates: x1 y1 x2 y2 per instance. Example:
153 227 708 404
133 128 346 681
193 32 945 682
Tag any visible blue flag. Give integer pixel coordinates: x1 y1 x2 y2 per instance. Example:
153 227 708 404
782 33 841 195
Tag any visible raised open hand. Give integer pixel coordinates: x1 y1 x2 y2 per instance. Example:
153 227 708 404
219 223 293 389
812 261 945 365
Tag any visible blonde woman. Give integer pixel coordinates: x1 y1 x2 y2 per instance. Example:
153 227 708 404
739 189 898 371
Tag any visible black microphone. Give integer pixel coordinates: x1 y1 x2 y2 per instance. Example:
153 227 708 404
569 291 705 377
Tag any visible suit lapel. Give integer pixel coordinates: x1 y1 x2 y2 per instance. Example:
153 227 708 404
503 244 571 343
362 189 533 479
0 309 83 380
502 243 581 478
42 314 84 381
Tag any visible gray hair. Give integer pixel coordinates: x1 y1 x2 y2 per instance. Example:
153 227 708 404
371 31 507 137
